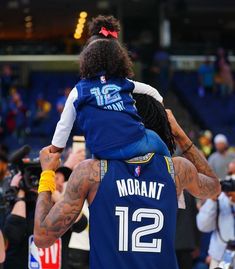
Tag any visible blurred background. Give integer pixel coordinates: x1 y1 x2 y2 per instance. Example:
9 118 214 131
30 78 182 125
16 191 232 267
0 0 235 153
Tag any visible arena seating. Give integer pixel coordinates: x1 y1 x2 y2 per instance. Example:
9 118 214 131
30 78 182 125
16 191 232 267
174 71 235 145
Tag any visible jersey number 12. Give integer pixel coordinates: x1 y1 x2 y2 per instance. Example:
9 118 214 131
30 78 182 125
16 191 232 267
115 207 164 253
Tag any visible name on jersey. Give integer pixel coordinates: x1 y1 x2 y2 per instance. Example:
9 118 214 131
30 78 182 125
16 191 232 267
116 178 164 200
104 100 125 111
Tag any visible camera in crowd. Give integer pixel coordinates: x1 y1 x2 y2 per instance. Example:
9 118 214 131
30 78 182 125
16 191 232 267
220 175 235 192
227 240 235 251
2 145 41 205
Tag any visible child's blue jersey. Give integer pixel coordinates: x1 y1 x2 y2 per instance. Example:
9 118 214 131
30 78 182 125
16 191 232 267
74 76 145 154
89 153 179 269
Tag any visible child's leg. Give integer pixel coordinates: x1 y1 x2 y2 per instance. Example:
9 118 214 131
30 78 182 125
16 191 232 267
144 129 170 156
95 129 170 160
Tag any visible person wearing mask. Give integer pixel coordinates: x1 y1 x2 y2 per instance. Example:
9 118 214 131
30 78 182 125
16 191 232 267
197 160 235 268
208 134 235 179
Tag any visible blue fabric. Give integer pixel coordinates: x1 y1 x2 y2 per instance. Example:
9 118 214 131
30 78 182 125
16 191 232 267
198 64 214 87
95 128 170 159
89 154 178 269
75 77 146 154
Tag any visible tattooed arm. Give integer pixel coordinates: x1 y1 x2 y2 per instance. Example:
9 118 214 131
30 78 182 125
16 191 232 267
34 148 100 248
167 110 221 199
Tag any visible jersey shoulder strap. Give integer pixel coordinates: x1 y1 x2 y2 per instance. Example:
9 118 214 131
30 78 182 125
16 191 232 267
164 156 175 181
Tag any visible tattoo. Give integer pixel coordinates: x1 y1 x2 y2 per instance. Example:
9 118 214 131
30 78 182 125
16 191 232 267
34 159 100 247
182 143 216 178
173 156 220 199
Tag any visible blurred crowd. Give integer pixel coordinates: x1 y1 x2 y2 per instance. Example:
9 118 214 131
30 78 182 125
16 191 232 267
0 64 72 145
198 48 234 97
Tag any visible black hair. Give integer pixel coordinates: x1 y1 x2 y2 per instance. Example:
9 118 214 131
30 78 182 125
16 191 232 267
134 94 176 155
55 166 72 182
79 15 133 79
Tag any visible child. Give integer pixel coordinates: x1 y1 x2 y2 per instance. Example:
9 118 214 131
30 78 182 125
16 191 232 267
50 15 170 159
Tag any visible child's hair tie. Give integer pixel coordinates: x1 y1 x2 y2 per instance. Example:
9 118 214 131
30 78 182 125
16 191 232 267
99 27 118 39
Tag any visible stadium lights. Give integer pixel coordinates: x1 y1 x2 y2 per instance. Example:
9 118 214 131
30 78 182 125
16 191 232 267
25 21 33 28
74 11 88 40
78 18 86 24
80 11 88 19
24 15 32 22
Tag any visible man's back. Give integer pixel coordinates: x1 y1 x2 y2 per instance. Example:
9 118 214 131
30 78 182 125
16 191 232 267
89 153 179 269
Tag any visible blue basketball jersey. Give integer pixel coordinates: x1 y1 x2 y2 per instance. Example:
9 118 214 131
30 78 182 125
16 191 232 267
74 76 145 154
89 154 179 269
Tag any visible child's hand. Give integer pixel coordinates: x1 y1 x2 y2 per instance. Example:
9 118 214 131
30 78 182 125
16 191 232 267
49 145 64 153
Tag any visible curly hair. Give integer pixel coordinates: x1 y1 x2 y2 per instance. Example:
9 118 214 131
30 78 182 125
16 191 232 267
88 15 120 38
133 94 176 155
79 15 133 79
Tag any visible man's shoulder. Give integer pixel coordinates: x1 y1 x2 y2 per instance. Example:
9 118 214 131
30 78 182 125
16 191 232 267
208 152 219 161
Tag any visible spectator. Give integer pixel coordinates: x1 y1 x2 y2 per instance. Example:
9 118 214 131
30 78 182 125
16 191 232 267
152 47 172 96
6 90 27 139
198 58 215 97
198 130 213 158
208 134 235 179
197 160 235 268
214 48 230 72
33 94 51 125
217 58 234 95
0 65 13 99
175 191 199 269
56 87 71 115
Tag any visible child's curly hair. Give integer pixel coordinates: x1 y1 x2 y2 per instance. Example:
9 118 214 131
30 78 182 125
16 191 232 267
79 15 133 79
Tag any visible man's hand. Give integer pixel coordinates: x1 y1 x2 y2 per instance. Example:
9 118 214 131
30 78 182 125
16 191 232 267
40 146 61 171
166 109 183 138
10 172 22 188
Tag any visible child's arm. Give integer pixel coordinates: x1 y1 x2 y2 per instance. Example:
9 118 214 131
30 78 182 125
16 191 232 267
51 87 78 153
130 80 163 104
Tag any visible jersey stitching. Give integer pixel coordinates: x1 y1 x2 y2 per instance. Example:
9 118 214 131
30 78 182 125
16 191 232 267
126 153 155 164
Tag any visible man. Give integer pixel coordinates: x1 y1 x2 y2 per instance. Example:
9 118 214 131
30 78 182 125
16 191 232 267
197 160 235 269
208 134 235 179
34 95 220 269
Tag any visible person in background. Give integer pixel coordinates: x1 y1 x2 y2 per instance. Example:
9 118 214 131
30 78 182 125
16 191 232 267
0 65 13 99
33 94 51 125
175 191 199 269
6 90 27 139
152 47 172 96
208 134 235 179
197 160 235 268
198 58 215 97
56 87 72 115
198 130 213 159
217 57 234 95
